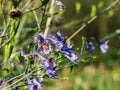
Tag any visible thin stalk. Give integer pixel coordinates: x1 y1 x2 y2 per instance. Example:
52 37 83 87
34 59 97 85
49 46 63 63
7 73 24 83
39 5 47 31
67 0 120 41
14 15 27 51
0 19 11 45
44 0 56 38
80 37 86 54
0 0 7 25
23 5 42 15
32 10 40 30
21 0 34 11
4 69 36 89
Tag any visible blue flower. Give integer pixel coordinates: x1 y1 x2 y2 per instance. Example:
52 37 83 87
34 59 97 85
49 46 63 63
100 40 109 54
0 78 9 89
60 43 73 53
56 31 65 41
92 37 109 54
34 33 44 44
35 53 58 78
46 68 58 78
56 0 65 10
49 38 64 50
0 35 9 40
49 31 78 63
49 31 67 50
86 42 95 53
20 49 32 57
60 43 78 63
34 33 52 54
27 78 42 90
0 29 3 34
39 40 52 54
65 51 78 63
0 78 19 90
61 44 78 63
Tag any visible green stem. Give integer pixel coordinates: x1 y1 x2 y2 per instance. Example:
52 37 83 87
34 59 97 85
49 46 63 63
32 9 40 30
3 18 20 68
23 5 42 15
40 5 47 31
21 0 34 11
67 0 120 41
4 69 36 89
7 73 24 83
44 0 55 38
81 37 86 54
0 19 11 45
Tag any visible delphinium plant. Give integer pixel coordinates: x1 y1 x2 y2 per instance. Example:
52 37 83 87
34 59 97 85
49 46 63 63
0 0 120 90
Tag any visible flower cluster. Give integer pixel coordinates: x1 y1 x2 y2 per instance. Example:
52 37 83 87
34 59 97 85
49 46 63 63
36 53 58 78
19 31 79 89
49 31 78 63
20 29 109 89
0 28 109 90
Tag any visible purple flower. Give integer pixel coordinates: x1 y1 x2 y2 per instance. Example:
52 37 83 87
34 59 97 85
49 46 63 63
27 78 34 90
34 33 52 54
39 40 52 54
20 49 32 57
49 38 64 50
60 43 78 63
0 35 9 40
86 42 95 53
0 79 9 89
0 78 19 90
65 52 78 63
46 68 58 78
48 31 67 50
56 0 65 10
92 37 109 54
27 78 42 90
49 31 78 63
36 53 58 78
100 40 109 54
61 43 73 53
0 29 3 34
51 39 78 63
34 33 44 44
38 55 56 69
56 31 65 41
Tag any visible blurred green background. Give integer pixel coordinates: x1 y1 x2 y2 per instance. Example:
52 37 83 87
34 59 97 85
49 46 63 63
0 0 120 90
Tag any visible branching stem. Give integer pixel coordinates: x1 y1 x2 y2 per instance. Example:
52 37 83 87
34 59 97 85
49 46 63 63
67 0 120 41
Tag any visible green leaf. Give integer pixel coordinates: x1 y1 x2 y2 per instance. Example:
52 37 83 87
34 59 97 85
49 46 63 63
21 27 37 34
103 29 120 40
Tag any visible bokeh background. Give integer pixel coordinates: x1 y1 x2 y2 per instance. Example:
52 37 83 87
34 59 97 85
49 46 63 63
0 0 120 90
